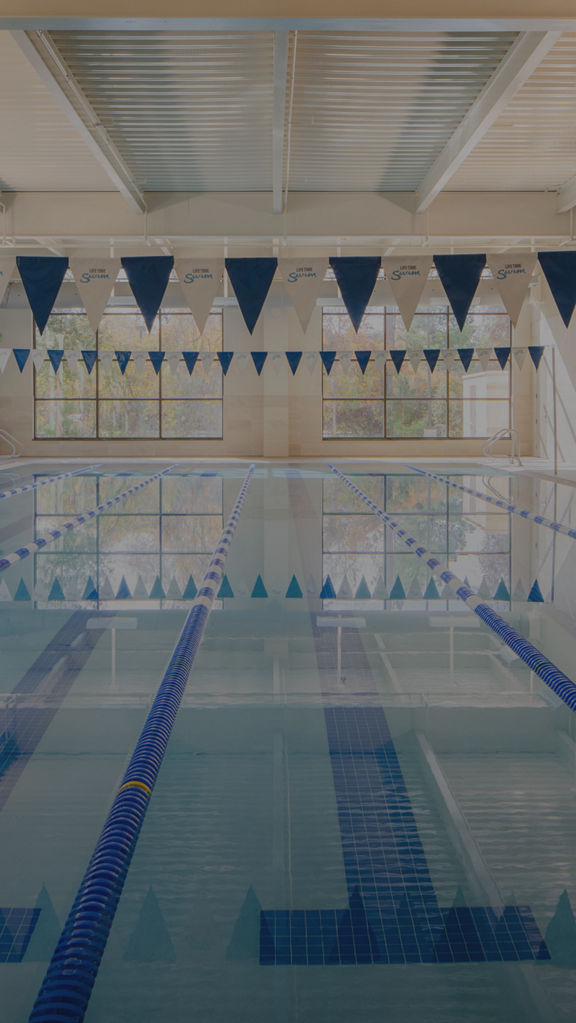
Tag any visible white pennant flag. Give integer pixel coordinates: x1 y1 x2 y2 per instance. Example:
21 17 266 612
477 348 491 372
175 259 223 333
99 351 114 371
132 351 147 371
31 350 46 371
514 348 527 370
486 254 537 326
408 351 421 372
166 350 180 368
70 259 120 333
0 349 10 373
339 351 353 369
65 349 81 371
304 351 318 373
235 352 249 372
382 256 433 331
270 352 283 375
0 257 16 307
280 258 328 332
442 351 457 372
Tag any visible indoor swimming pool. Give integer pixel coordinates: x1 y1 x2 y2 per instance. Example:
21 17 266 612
0 458 575 1023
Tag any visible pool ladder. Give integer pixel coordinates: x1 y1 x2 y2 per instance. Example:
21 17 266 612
482 427 522 466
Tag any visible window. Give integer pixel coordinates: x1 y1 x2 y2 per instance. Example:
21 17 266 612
34 310 223 439
322 474 511 610
322 305 511 439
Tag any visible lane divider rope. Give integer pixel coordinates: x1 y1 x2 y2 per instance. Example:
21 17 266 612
406 463 576 540
27 463 255 1023
0 465 179 573
0 464 101 502
328 463 576 714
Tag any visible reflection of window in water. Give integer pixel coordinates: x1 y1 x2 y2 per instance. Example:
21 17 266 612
322 306 511 440
322 474 511 609
33 472 223 608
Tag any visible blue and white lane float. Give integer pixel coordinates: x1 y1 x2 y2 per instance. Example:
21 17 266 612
329 464 576 714
406 463 576 541
0 464 101 503
28 464 255 1023
0 465 179 573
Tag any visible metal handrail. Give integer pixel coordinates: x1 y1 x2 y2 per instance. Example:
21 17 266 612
482 427 522 465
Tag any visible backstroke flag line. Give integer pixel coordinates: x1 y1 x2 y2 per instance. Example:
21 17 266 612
486 254 537 326
70 259 120 333
382 256 433 331
0 257 16 307
175 259 224 333
280 258 328 331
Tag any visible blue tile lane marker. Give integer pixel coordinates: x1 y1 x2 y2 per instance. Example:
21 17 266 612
261 477 549 968
406 463 576 542
261 703 548 966
327 464 576 716
27 464 255 1023
0 464 101 503
0 465 179 574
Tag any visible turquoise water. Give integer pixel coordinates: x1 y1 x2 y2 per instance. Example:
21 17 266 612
0 460 575 1022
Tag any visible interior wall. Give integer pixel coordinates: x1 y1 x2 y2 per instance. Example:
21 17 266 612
0 277 537 460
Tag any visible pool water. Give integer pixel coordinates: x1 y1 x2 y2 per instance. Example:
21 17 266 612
0 459 575 1023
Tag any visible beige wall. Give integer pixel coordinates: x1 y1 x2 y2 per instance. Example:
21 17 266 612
0 279 537 459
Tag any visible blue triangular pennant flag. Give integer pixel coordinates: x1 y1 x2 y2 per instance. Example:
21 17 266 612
116 350 131 375
148 350 165 375
47 350 64 374
355 576 371 599
251 574 268 598
81 350 97 374
390 349 406 373
528 345 544 370
493 578 510 601
82 576 98 600
329 256 381 332
182 351 199 375
285 575 303 598
116 576 132 599
423 348 441 373
217 351 234 376
47 578 65 601
121 256 174 332
13 349 30 372
320 575 336 599
225 258 277 334
182 575 197 599
149 575 166 599
251 351 268 376
423 577 440 599
389 575 406 600
320 350 337 375
217 574 234 598
17 256 69 334
433 254 486 330
538 251 576 327
285 351 302 375
528 579 544 602
494 346 511 369
14 579 31 601
457 347 474 372
355 350 371 374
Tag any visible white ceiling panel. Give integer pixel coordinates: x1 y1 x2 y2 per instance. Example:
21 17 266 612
0 31 115 192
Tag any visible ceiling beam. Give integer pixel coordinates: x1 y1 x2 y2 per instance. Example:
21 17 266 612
10 30 147 214
272 31 290 214
556 174 576 213
415 31 561 212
